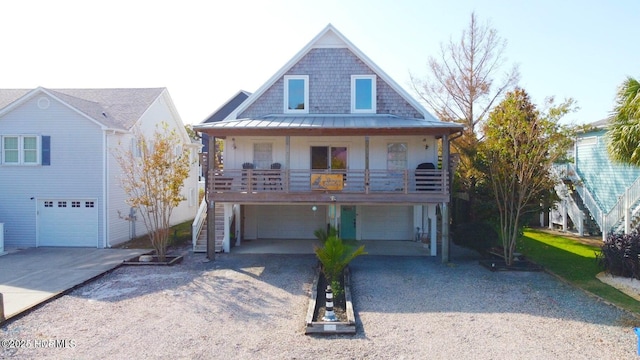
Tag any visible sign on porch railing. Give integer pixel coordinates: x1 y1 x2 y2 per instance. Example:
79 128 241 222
311 174 344 191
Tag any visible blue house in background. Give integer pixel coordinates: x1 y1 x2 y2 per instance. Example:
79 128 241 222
552 119 640 239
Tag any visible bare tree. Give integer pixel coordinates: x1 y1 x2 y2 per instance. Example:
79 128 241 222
411 12 520 138
114 123 191 261
410 12 520 220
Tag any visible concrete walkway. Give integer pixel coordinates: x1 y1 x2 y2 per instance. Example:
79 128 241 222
0 247 148 322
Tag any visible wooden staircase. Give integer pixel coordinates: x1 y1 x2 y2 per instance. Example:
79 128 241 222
193 205 225 253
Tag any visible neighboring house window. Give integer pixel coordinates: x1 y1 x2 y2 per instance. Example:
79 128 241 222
351 75 376 113
253 143 273 169
284 75 309 113
577 136 598 147
2 135 42 165
387 143 407 170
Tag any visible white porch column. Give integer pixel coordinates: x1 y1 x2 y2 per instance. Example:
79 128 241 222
429 204 437 256
223 203 233 253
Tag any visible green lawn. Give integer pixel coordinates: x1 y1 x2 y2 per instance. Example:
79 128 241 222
521 228 640 316
114 220 193 250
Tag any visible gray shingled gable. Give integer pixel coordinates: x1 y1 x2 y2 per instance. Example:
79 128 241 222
239 48 424 119
0 88 165 130
231 24 440 124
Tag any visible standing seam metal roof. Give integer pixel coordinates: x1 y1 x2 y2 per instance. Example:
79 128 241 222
195 114 463 131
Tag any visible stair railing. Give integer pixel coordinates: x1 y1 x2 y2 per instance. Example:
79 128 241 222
192 198 207 251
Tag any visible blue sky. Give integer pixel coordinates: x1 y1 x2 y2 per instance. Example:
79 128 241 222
1 0 638 125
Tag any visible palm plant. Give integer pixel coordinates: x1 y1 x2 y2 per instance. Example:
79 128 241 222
314 228 366 294
607 76 640 166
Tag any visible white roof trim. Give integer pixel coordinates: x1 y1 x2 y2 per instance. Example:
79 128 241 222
228 24 436 121
0 87 110 130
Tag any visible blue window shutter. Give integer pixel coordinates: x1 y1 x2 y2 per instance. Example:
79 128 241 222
42 136 51 166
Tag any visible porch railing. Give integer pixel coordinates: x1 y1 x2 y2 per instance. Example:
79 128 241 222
208 168 447 195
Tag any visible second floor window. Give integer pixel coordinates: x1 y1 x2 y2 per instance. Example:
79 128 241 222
351 75 376 113
2 135 39 165
284 75 309 113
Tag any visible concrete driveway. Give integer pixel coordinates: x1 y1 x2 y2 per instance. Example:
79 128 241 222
0 247 148 321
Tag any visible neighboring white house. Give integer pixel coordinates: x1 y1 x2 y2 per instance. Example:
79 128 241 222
194 24 463 260
0 87 200 248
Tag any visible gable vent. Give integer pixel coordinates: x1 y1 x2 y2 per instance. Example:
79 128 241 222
37 97 50 109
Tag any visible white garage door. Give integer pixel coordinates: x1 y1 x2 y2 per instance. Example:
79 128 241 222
361 205 413 240
38 199 98 247
256 205 327 239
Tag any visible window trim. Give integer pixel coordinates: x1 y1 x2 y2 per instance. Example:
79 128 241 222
2 135 41 165
351 75 376 113
253 142 273 169
284 75 309 114
387 142 408 171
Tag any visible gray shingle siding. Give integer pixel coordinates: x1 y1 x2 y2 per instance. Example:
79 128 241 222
239 48 423 119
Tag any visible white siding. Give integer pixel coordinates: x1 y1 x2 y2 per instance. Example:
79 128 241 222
106 93 199 246
0 95 105 248
360 205 413 240
225 135 438 171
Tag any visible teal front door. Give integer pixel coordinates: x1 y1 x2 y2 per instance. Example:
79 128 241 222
341 206 356 240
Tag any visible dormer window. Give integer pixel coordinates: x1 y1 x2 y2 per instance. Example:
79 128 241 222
284 75 309 113
351 75 376 113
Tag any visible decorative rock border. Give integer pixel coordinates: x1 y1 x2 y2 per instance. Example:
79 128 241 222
305 265 356 335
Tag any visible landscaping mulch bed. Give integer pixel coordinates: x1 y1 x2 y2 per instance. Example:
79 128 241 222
479 247 543 272
305 265 356 335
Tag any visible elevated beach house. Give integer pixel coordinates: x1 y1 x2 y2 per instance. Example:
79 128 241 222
194 25 463 260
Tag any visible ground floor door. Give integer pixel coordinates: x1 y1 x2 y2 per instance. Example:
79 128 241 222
38 199 98 247
340 206 356 240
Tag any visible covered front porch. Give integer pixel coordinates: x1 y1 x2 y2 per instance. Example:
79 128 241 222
194 114 462 262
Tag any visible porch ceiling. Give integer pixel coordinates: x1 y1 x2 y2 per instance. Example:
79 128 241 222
193 114 463 137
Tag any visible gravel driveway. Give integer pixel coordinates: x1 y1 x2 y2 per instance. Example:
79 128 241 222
1 247 638 359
